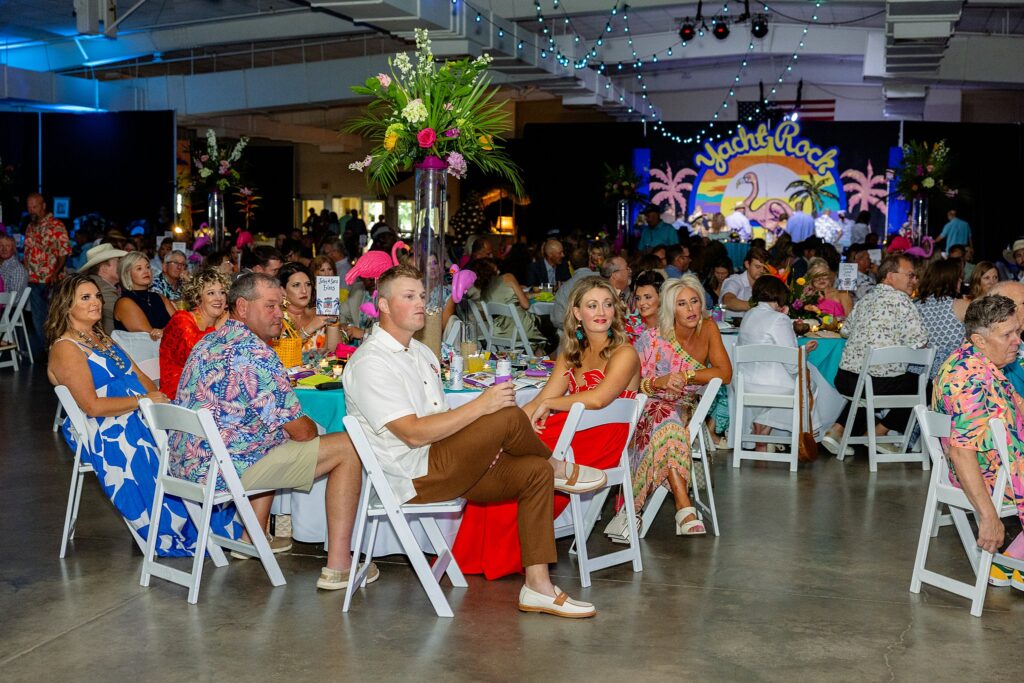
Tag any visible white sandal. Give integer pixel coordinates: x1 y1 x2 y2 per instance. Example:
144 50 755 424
675 507 706 536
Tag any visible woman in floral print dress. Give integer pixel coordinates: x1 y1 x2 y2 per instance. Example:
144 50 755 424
627 275 732 538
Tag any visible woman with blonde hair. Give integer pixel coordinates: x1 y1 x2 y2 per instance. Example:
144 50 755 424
113 251 176 339
453 275 641 578
158 267 231 400
968 260 999 300
802 257 853 317
625 274 732 540
46 274 237 556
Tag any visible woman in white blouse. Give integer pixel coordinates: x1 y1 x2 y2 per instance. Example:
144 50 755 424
738 275 840 447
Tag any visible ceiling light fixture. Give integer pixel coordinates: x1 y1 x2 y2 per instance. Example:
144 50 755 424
751 14 769 38
712 17 730 40
679 18 696 42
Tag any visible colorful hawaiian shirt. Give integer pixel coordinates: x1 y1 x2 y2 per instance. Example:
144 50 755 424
170 319 302 490
150 271 183 301
932 341 1024 525
840 283 928 376
23 214 70 284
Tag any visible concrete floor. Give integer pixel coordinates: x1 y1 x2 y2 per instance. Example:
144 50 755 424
2 364 1022 682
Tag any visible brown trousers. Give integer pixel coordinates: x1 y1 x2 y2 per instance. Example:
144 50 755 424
410 406 556 568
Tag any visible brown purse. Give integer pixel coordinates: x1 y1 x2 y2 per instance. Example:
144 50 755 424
798 345 818 463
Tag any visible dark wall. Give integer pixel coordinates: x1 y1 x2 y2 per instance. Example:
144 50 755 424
233 145 294 234
0 113 41 227
40 111 175 229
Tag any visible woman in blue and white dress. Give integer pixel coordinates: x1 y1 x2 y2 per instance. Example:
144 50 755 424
46 274 239 556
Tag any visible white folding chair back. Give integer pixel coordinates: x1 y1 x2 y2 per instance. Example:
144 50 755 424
55 385 146 557
138 399 285 604
0 292 20 371
466 301 494 351
111 330 160 366
2 288 33 364
137 356 161 386
443 316 463 348
909 408 1021 616
641 378 723 537
549 396 647 588
481 302 533 357
836 345 935 471
342 416 467 617
732 345 803 472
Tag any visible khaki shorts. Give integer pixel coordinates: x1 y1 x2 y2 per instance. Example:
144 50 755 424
240 438 320 492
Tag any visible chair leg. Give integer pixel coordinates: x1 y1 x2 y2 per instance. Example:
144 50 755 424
909 484 939 594
232 494 286 587
640 487 668 539
421 516 468 588
140 479 168 588
389 510 454 618
695 456 720 537
52 403 64 433
182 498 214 604
970 550 995 618
343 482 373 612
619 469 643 572
866 400 879 473
569 491 592 588
59 467 83 558
731 397 744 468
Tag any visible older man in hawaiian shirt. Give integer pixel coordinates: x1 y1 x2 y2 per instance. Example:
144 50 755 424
171 272 367 590
933 295 1024 589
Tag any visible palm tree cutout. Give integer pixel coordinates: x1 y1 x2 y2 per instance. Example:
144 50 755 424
787 174 839 215
840 160 888 217
649 163 696 215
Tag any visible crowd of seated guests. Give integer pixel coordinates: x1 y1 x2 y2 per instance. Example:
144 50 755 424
17 185 1024 613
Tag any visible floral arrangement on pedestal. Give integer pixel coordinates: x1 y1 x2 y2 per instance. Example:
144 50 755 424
344 29 522 193
192 129 249 192
603 164 646 203
894 140 955 200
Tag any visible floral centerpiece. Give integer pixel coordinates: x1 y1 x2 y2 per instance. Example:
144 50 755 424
788 276 822 321
345 29 522 193
234 186 260 230
603 164 646 203
894 140 955 200
192 129 248 192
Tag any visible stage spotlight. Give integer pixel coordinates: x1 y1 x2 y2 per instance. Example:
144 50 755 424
679 18 696 42
712 17 730 40
751 14 769 38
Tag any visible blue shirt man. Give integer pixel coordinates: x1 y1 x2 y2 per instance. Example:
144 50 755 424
937 210 971 248
638 206 678 251
787 210 815 242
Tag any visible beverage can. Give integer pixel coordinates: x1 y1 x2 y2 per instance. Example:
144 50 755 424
450 370 463 390
451 354 464 373
495 358 512 384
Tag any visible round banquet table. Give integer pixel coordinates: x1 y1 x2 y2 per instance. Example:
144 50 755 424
273 384 540 554
725 242 750 272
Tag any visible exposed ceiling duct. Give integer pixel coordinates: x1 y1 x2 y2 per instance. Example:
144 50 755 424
884 0 963 74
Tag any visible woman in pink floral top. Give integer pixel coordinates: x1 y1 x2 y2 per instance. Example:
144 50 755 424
625 270 665 344
629 275 732 537
932 294 1024 587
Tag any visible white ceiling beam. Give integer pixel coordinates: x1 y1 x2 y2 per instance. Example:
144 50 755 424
0 64 139 110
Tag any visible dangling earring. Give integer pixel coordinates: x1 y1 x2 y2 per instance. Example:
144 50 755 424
607 329 614 339
575 320 584 341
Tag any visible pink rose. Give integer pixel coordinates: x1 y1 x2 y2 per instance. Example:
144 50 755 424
417 127 437 148
377 73 391 88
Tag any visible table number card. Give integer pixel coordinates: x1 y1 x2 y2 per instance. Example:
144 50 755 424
867 248 882 266
316 276 341 316
837 263 858 291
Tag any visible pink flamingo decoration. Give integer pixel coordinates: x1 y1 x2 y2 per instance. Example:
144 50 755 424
345 240 408 318
735 172 792 227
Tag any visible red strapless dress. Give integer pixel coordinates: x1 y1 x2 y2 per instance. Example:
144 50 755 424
451 369 638 579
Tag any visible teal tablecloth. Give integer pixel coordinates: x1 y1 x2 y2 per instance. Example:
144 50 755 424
296 385 484 433
798 336 845 385
725 242 750 271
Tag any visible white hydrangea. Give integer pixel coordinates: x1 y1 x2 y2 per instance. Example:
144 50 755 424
393 52 413 76
402 98 428 124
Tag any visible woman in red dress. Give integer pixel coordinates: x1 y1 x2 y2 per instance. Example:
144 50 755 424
453 275 641 579
158 267 230 400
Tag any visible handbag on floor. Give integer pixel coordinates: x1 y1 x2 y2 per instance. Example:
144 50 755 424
798 347 818 463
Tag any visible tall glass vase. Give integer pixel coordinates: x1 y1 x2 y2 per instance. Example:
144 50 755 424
616 199 630 252
909 197 928 245
208 189 225 251
412 155 448 359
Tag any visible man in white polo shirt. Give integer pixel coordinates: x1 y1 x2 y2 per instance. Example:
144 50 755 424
720 246 768 319
344 265 605 618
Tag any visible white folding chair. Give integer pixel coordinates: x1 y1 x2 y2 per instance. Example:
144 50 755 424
55 385 146 557
442 316 463 348
111 330 160 366
0 292 19 372
640 378 723 537
2 288 32 364
732 345 803 472
138 399 285 604
836 346 935 472
466 301 495 351
342 415 467 618
909 408 1023 616
550 396 647 588
481 302 534 357
137 356 160 387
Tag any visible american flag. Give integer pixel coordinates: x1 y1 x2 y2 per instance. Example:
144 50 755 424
737 99 836 123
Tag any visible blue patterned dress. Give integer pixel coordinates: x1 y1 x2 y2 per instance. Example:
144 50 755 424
60 339 240 556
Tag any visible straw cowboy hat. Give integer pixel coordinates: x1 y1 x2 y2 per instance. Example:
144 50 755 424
1003 239 1024 263
79 243 128 272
